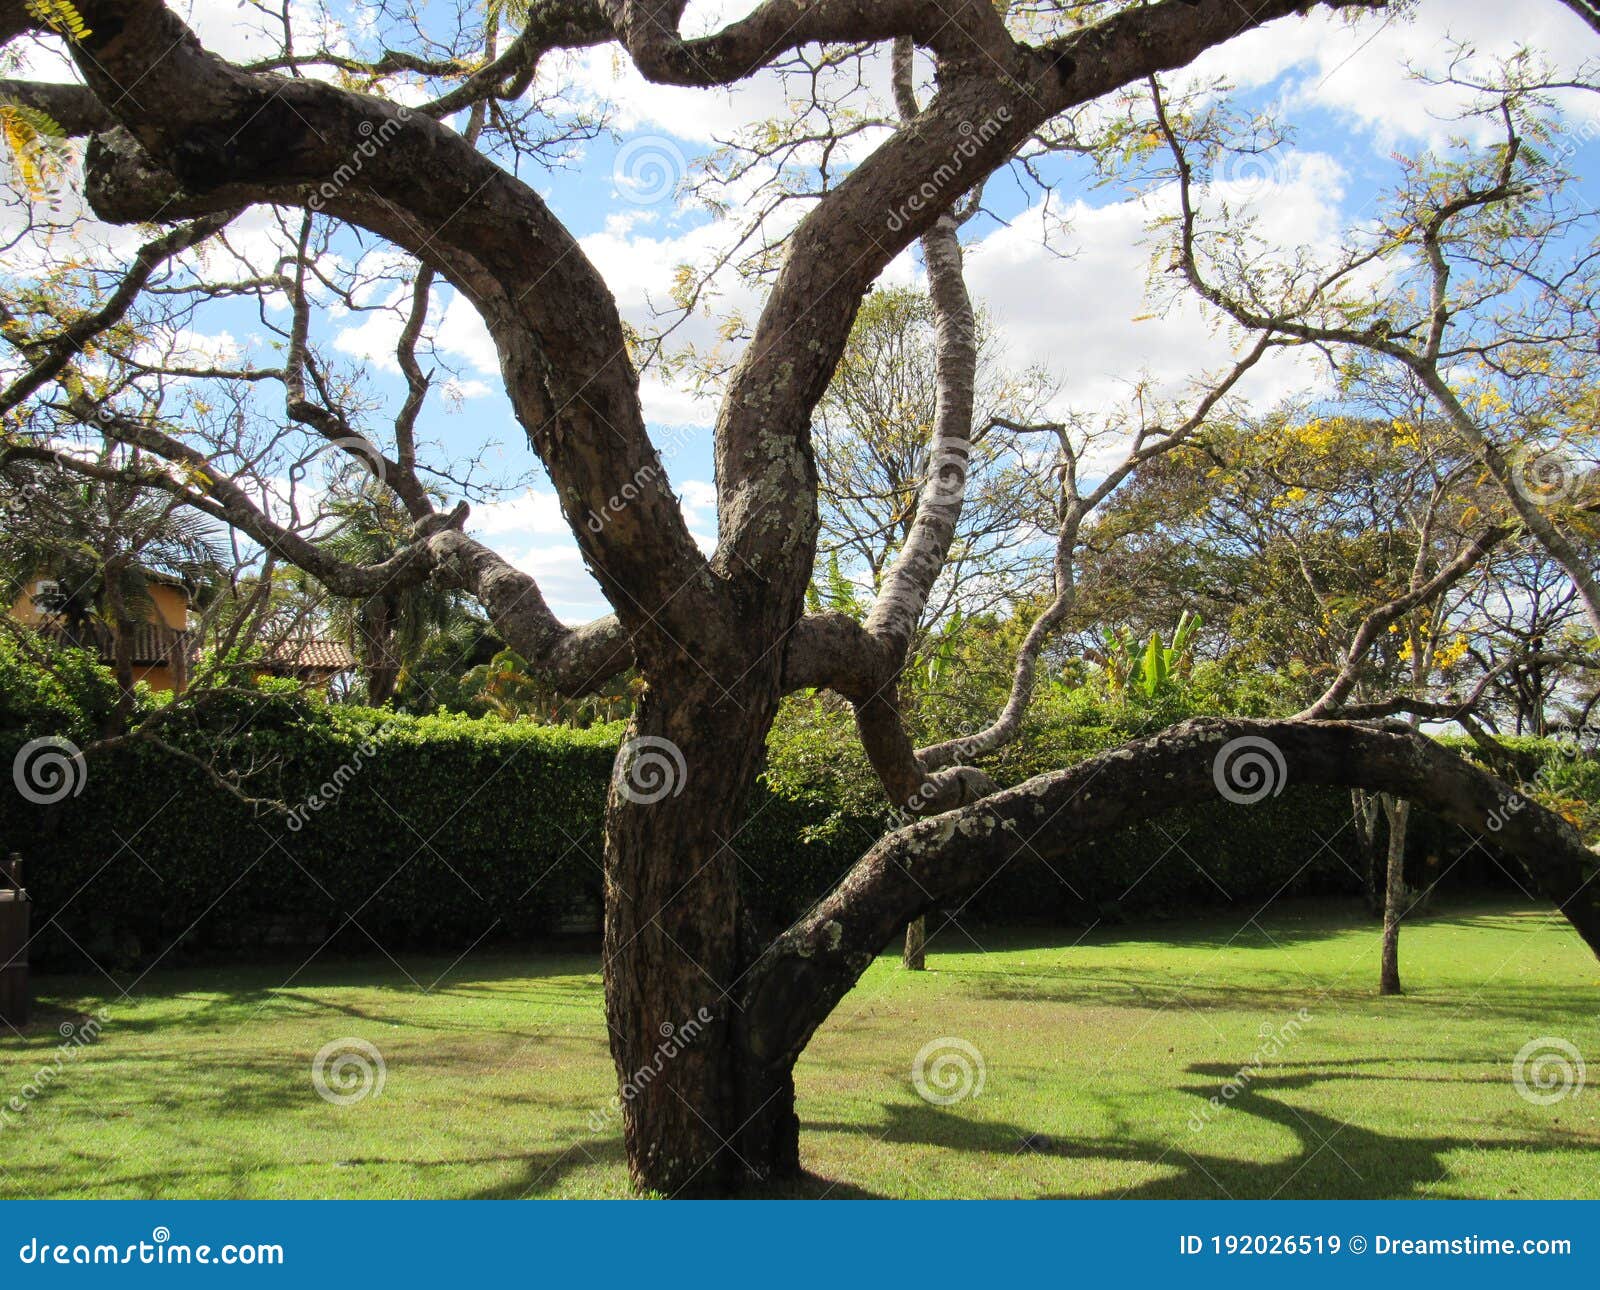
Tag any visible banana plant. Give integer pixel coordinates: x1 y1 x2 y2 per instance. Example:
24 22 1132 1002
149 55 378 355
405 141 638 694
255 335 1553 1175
924 609 964 689
1096 611 1203 698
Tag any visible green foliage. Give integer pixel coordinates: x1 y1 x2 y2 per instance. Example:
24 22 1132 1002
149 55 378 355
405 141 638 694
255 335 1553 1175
811 551 866 620
0 631 120 743
0 464 227 659
460 647 548 720
3 644 1590 968
1094 610 1203 699
1 694 625 968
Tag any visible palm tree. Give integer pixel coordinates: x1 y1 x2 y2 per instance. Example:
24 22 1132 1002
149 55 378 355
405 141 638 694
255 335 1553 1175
0 457 227 709
318 484 472 705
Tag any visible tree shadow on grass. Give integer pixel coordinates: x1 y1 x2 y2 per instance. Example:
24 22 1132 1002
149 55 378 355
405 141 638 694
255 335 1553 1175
464 1134 885 1199
26 953 608 1042
800 1059 1593 1199
933 899 1567 958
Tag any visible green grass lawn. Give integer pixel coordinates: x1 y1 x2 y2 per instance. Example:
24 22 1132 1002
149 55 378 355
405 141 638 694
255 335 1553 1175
2 900 1597 1199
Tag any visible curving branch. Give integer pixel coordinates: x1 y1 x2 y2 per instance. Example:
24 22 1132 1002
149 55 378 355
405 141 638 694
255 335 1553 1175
740 717 1600 1071
36 0 706 643
0 212 235 418
1297 520 1516 719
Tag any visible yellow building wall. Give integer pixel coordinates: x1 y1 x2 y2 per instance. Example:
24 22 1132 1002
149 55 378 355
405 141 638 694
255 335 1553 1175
9 582 47 625
9 574 188 693
131 664 179 693
9 577 188 629
148 583 188 631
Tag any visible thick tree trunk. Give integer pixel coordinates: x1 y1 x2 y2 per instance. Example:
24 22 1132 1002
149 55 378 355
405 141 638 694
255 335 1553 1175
903 915 927 970
1379 795 1411 996
602 667 800 1194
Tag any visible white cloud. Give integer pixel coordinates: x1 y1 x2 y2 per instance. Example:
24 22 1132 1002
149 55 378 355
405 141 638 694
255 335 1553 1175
964 154 1346 422
1187 0 1600 149
503 538 611 624
469 489 573 539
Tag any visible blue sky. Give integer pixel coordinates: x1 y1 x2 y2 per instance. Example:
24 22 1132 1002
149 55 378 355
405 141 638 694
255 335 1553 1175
12 0 1600 624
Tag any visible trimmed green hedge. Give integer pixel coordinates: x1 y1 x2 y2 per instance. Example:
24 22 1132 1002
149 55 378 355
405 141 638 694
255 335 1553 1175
1 700 621 967
2 685 1577 969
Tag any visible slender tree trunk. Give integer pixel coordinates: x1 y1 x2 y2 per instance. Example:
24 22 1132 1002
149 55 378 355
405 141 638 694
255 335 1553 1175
105 574 138 728
1379 794 1411 996
360 596 399 706
903 915 926 970
1351 788 1384 917
111 618 137 705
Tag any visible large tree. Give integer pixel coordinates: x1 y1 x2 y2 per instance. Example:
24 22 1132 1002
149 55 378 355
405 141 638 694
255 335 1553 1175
2 0 1599 1195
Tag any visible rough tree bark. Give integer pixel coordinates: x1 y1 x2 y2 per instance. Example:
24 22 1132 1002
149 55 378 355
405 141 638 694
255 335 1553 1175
1351 789 1385 916
1379 795 1411 996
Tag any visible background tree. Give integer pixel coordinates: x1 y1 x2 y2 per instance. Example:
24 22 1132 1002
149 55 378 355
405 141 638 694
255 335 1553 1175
319 484 475 706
